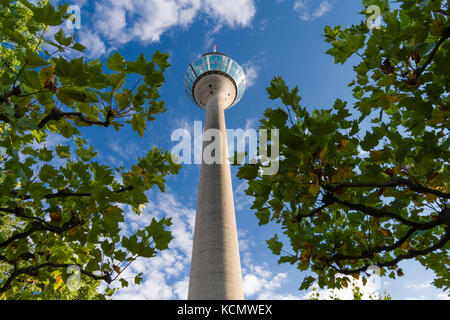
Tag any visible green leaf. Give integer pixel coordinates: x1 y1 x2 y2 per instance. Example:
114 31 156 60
23 69 41 89
57 88 89 103
360 131 380 151
107 52 126 72
76 145 97 162
55 145 70 158
119 278 129 288
134 273 144 285
131 114 146 137
31 2 67 26
146 218 172 251
115 92 132 110
256 208 270 226
265 108 288 128
267 234 283 255
300 276 316 290
152 50 170 70
102 206 125 232
114 250 127 261
38 147 53 161
111 72 126 91
54 29 72 46
39 164 58 181
25 48 49 67
237 164 259 180
267 76 287 100
69 43 85 53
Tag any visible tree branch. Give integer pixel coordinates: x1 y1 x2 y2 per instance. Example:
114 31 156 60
328 227 417 262
331 195 449 230
295 202 330 222
0 252 36 264
10 186 134 201
324 177 450 199
0 212 85 248
0 113 10 123
331 230 449 275
433 9 449 16
0 262 112 294
38 108 114 129
0 85 21 105
414 29 449 78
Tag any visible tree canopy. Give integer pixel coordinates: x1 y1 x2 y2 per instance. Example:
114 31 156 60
237 0 449 293
0 0 180 299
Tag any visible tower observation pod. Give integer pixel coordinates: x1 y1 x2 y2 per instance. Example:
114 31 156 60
184 49 246 300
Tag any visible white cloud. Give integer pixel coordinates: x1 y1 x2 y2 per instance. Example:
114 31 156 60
293 0 332 21
357 146 369 157
106 137 144 161
203 0 256 28
82 0 256 57
302 276 384 300
241 254 302 299
174 277 190 299
94 3 128 40
404 295 426 300
293 0 308 11
234 181 253 211
79 31 107 58
312 1 332 19
436 293 450 300
242 61 260 88
404 282 432 290
244 118 257 131
202 23 223 53
237 229 253 251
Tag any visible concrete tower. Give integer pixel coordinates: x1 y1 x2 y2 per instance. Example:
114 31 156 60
184 47 246 300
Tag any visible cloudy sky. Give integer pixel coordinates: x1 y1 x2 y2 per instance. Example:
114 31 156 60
55 0 449 300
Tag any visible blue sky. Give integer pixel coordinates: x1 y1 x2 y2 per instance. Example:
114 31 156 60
52 0 449 300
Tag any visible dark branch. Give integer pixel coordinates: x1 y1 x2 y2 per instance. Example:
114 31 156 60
0 252 36 264
295 202 330 222
0 113 10 123
0 211 84 248
414 30 449 78
329 227 417 262
433 9 449 16
0 262 112 294
10 186 134 201
38 108 114 129
331 230 450 275
331 195 449 230
324 177 450 199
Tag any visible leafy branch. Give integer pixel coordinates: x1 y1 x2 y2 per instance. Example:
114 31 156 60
0 207 85 248
0 262 112 294
324 177 450 199
330 229 449 275
11 186 134 201
37 107 115 129
414 27 450 78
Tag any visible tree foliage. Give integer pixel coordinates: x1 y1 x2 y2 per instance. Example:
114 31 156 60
237 0 449 293
0 0 180 299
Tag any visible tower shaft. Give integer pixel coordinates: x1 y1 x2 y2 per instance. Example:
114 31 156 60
188 95 244 300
